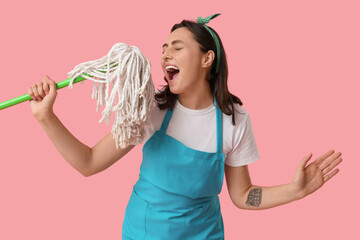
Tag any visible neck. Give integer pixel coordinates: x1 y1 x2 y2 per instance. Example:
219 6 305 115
177 82 213 110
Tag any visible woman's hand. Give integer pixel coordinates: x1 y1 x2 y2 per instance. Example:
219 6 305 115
292 150 342 198
28 75 57 120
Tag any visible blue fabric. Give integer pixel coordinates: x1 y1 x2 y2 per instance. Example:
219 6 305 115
122 96 226 240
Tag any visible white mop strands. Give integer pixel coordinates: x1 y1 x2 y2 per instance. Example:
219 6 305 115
68 43 155 149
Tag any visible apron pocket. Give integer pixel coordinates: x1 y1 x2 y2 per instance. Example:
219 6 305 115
122 189 148 240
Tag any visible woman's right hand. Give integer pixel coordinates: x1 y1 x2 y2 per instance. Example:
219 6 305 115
28 75 57 120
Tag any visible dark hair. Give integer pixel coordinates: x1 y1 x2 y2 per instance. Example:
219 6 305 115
155 20 243 125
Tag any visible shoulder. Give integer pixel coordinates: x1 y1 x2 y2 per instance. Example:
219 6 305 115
222 103 251 129
141 91 167 143
146 96 167 129
222 103 260 166
221 103 255 153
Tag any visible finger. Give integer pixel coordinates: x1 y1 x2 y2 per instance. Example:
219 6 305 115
319 152 342 170
44 75 52 83
37 82 45 98
43 80 49 95
322 157 342 175
45 75 57 93
27 87 36 100
298 153 313 169
314 149 336 166
324 169 340 183
32 84 42 101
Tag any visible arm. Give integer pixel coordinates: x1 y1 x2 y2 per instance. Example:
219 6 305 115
29 76 135 177
225 165 301 210
37 114 134 177
225 150 342 210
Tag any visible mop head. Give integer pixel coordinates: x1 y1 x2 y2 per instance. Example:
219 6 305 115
68 43 155 149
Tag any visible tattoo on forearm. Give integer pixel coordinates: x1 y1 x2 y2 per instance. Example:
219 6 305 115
245 187 262 207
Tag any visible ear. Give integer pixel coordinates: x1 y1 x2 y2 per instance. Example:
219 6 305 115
201 50 215 69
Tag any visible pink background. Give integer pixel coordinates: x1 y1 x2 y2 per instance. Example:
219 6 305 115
0 0 358 239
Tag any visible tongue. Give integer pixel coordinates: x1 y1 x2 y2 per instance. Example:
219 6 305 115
171 72 179 81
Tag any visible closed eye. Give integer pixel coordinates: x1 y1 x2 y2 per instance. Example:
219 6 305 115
162 47 182 54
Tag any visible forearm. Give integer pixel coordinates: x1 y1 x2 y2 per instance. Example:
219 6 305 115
36 112 92 176
238 183 303 210
226 151 342 211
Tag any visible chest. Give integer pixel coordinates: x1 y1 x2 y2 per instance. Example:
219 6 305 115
144 108 233 155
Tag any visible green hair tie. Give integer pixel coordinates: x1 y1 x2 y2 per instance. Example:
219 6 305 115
197 13 221 74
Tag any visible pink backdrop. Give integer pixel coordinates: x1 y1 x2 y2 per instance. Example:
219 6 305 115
0 0 358 239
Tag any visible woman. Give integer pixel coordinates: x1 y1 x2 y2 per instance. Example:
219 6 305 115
28 14 342 239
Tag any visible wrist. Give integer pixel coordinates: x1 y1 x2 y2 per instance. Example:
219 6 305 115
34 109 56 123
289 182 306 200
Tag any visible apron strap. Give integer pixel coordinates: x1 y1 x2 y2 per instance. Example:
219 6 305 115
159 95 177 133
160 108 173 133
214 96 223 154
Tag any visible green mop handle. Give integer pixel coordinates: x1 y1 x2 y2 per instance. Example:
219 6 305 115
0 76 86 110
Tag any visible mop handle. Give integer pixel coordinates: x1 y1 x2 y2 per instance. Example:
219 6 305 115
0 76 86 110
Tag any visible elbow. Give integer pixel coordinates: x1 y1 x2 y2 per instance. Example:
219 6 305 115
81 170 93 177
229 196 247 210
80 167 98 177
77 164 96 177
236 187 264 210
229 188 253 210
232 197 257 210
80 164 104 177
79 151 96 177
233 200 247 210
231 189 256 210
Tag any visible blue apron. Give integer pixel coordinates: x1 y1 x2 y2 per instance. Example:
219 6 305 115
122 96 226 240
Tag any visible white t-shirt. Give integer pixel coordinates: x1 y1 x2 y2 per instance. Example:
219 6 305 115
139 99 260 167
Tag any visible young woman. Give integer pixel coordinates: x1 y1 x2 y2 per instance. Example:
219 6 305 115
28 14 342 240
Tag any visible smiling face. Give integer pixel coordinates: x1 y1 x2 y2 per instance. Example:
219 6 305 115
161 27 213 95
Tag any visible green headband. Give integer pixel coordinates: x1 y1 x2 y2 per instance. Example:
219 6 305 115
197 13 221 74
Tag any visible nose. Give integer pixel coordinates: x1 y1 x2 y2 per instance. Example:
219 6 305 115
162 48 172 61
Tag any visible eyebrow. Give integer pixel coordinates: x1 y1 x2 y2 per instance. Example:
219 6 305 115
162 40 184 48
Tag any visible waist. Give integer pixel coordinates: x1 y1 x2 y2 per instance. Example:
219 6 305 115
134 174 219 211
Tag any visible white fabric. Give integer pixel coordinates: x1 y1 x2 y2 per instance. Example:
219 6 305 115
139 98 260 167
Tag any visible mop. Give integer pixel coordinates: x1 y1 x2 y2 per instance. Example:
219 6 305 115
0 43 156 149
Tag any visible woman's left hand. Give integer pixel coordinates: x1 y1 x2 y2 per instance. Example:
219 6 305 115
292 150 342 198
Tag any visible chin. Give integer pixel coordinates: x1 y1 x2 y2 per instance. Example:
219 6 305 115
169 85 180 94
165 77 179 94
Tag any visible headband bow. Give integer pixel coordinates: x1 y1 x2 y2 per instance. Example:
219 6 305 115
197 13 221 74
197 13 221 25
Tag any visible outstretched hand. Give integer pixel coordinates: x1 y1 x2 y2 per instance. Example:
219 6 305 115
292 150 342 198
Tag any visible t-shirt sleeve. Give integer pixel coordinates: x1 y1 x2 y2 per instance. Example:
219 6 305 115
131 99 161 146
225 113 260 167
129 117 154 146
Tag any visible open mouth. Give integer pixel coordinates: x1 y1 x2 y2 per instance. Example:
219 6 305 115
166 65 180 81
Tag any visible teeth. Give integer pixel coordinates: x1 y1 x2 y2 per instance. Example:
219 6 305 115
166 65 179 70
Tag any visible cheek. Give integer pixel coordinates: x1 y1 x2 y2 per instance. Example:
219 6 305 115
178 49 202 77
183 58 201 76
